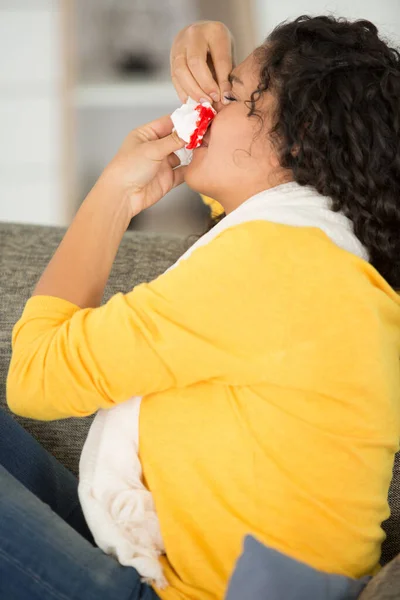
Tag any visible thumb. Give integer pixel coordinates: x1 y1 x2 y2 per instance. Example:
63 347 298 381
147 130 186 161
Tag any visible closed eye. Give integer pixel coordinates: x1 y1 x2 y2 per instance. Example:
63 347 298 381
224 95 237 102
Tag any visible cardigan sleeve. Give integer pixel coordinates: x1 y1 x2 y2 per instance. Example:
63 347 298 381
7 223 275 420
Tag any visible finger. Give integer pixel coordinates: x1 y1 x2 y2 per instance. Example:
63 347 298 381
170 27 214 102
186 38 221 102
168 153 181 169
172 165 187 188
171 75 188 104
136 114 176 143
146 130 185 162
171 53 213 104
208 30 234 104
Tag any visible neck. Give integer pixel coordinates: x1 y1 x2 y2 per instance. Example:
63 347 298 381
220 172 294 215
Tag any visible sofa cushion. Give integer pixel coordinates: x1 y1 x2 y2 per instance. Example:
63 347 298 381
225 536 369 600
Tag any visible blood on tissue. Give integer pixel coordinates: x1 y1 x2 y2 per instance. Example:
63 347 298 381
186 104 216 150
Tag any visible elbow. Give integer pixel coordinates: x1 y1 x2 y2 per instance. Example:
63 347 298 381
6 371 25 417
6 316 50 418
6 329 62 420
7 325 99 421
7 349 43 419
7 306 92 420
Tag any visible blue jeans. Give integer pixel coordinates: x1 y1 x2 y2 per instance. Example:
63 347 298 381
0 407 159 600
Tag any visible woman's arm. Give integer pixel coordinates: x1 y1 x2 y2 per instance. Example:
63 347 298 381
33 116 186 309
7 222 276 421
33 181 131 309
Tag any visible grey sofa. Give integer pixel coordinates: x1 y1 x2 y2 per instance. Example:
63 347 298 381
0 221 399 599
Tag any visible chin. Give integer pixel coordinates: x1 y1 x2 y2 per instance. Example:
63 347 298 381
183 154 224 201
186 181 216 198
184 163 209 195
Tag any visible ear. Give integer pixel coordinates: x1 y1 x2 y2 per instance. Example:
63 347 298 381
270 151 281 168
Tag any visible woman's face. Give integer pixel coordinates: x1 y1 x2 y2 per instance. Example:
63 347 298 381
184 52 291 214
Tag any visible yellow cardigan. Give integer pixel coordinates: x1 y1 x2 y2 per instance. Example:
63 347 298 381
7 221 400 600
201 194 224 218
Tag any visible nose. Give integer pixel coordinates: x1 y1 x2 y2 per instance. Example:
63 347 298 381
212 100 225 114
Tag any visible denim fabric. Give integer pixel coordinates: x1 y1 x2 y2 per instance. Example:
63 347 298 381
0 407 159 600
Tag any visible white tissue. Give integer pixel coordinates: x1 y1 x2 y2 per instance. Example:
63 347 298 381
174 146 194 166
171 96 214 166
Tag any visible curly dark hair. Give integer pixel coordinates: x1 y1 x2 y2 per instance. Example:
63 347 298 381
243 15 400 289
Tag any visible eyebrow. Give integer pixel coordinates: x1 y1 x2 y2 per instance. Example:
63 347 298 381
228 72 244 86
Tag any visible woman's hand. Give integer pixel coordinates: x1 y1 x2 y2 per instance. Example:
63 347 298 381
171 21 234 105
32 115 187 307
100 114 187 219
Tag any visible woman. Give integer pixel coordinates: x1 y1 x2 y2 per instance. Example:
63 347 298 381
3 15 400 600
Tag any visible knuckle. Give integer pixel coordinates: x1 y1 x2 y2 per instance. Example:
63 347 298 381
185 24 198 39
212 21 228 35
174 24 192 43
171 53 186 68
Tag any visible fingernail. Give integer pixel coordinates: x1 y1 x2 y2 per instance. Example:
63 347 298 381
210 92 219 102
199 97 211 104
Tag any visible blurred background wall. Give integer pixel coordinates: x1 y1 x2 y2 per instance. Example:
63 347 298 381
0 0 399 233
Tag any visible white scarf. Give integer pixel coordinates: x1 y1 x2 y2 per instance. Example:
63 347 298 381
78 182 368 588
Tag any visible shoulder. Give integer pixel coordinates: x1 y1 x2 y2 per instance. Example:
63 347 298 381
146 220 365 302
183 220 394 306
181 219 358 276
